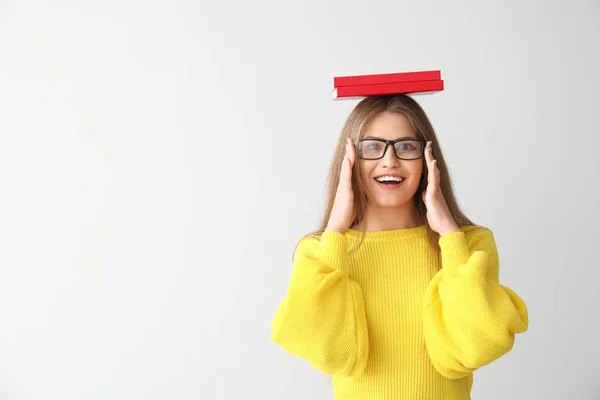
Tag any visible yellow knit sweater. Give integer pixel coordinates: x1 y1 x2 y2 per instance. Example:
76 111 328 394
270 224 529 399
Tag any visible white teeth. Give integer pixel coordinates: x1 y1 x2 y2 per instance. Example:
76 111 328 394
375 176 404 182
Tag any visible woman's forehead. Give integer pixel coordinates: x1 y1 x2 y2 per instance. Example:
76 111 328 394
361 112 418 140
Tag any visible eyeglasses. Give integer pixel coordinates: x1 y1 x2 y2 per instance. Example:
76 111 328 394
357 138 426 160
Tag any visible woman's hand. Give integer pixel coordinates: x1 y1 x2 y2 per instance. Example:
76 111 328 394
325 138 357 234
421 141 461 237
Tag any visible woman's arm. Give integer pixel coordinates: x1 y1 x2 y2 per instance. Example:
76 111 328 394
423 227 529 379
270 232 369 378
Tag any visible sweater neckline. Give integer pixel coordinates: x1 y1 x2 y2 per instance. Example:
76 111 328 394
345 223 429 241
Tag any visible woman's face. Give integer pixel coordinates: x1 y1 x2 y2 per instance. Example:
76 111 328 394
358 111 425 208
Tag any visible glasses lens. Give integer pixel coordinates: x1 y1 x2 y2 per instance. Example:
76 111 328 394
359 140 386 159
394 140 423 159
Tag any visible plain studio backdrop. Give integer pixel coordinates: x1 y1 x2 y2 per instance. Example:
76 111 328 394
0 0 599 399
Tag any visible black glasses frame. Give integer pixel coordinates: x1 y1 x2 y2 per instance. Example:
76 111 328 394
357 138 426 160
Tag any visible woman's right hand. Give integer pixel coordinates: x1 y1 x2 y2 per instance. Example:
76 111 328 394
325 138 357 234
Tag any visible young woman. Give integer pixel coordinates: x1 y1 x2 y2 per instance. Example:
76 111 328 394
270 94 529 399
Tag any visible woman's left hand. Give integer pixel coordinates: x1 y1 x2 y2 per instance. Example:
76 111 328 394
421 141 461 237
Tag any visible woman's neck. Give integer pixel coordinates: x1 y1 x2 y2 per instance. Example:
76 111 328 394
354 203 425 232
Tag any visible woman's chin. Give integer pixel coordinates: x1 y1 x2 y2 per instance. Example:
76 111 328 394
365 184 418 208
371 195 412 208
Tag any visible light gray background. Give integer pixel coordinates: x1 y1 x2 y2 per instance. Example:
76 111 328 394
0 0 598 399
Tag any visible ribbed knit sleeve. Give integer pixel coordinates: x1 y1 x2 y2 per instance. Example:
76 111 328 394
270 231 369 378
422 227 529 379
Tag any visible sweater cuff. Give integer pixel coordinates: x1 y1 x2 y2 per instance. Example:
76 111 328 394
316 231 350 273
438 231 471 274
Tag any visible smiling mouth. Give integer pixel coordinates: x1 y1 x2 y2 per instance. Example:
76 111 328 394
374 176 405 186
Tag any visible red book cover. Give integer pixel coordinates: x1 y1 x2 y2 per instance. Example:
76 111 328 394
333 70 441 88
332 80 444 100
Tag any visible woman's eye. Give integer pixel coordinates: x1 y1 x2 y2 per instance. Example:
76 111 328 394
398 143 415 151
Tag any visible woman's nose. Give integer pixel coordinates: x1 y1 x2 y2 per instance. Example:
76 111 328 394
382 144 400 167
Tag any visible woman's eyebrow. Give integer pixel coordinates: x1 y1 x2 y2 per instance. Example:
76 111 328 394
363 136 416 140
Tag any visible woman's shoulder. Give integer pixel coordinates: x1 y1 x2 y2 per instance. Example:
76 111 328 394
457 224 496 245
291 232 324 260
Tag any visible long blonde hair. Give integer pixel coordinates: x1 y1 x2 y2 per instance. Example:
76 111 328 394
299 94 476 256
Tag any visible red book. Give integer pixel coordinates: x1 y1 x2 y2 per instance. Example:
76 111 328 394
333 70 440 88
332 79 444 100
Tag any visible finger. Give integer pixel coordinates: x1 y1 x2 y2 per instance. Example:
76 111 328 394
426 142 438 185
428 142 435 167
431 160 439 187
425 142 434 185
424 141 432 164
341 142 351 181
340 143 348 171
343 157 352 185
424 143 432 173
345 139 353 164
345 138 355 165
